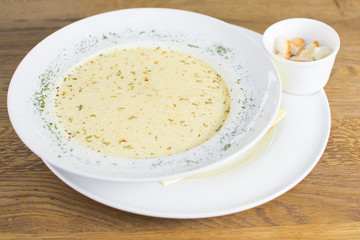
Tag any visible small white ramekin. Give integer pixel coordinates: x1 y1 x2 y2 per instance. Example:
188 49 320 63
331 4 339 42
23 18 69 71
263 18 340 95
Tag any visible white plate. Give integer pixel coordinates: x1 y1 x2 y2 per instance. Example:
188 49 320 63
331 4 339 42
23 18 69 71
43 25 331 219
8 9 281 182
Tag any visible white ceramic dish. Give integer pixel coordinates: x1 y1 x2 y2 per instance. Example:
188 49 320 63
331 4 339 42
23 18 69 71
43 27 331 219
8 9 281 182
263 18 340 95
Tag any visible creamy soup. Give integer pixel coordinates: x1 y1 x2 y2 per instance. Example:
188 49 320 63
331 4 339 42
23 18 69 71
51 46 231 158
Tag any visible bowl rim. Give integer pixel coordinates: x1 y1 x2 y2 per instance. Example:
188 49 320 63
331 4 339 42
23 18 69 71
8 8 282 182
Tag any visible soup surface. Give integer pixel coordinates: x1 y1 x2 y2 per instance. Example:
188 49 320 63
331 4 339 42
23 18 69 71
51 46 231 158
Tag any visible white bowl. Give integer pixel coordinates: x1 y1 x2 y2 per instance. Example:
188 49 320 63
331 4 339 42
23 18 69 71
8 8 281 182
263 18 340 95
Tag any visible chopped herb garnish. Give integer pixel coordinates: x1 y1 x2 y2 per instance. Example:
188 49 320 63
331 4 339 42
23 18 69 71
223 144 231 150
187 44 199 48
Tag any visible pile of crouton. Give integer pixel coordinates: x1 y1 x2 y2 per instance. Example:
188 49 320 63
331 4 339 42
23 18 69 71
275 36 331 61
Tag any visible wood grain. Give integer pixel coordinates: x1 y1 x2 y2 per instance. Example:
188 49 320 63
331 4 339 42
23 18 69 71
1 223 360 240
1 0 359 239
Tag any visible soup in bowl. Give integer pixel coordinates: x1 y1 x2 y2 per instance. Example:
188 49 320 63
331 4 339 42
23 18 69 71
8 8 281 182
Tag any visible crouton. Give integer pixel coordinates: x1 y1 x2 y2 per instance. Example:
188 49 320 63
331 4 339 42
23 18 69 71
312 46 332 60
298 41 320 59
275 35 290 58
290 38 305 56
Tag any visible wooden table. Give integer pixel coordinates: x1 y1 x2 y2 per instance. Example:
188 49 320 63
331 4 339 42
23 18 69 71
1 0 359 239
